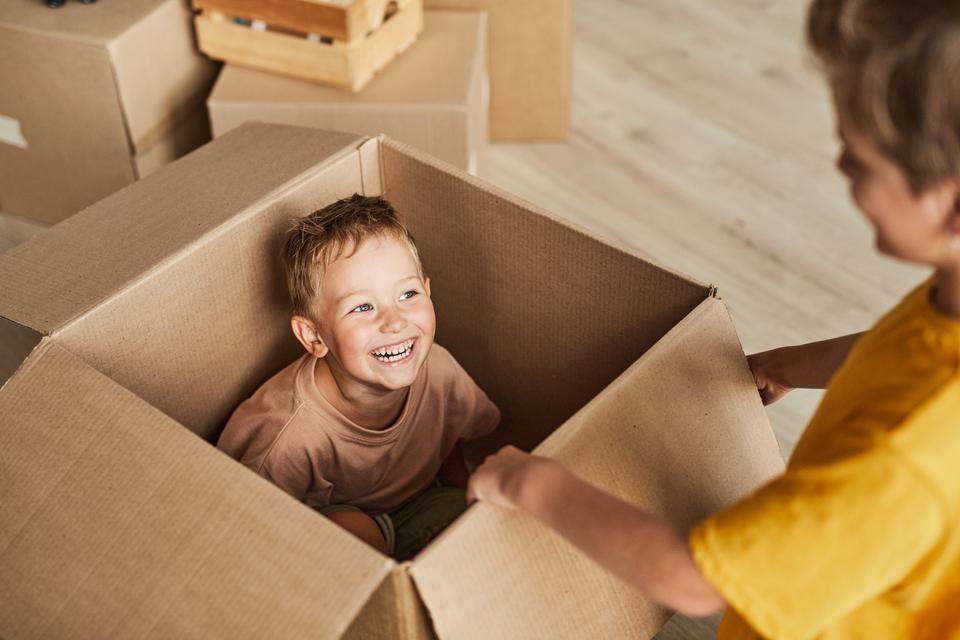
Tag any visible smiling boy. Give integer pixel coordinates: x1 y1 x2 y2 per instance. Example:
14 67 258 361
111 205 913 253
218 194 500 560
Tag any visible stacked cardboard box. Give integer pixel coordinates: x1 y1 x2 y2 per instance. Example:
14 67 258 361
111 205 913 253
0 0 219 225
209 12 487 174
425 0 573 140
0 124 783 638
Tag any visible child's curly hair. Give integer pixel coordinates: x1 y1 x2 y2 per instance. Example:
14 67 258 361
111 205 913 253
282 194 422 317
807 0 960 192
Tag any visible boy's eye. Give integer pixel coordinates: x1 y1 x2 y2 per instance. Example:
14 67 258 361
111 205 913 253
350 303 373 313
400 290 418 301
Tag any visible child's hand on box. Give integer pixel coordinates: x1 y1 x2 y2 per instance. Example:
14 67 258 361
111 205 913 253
467 445 556 511
747 348 796 405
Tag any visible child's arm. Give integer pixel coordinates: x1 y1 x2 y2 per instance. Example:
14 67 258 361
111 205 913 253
748 332 863 404
467 446 725 617
438 439 471 489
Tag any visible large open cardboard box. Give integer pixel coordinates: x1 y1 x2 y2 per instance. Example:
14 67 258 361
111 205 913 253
0 123 783 638
208 11 487 175
0 0 219 225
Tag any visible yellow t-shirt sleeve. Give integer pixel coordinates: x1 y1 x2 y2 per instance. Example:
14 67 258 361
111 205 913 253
689 443 946 640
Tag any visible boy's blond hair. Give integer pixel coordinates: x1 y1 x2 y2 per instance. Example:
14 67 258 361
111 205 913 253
807 0 960 192
282 194 422 317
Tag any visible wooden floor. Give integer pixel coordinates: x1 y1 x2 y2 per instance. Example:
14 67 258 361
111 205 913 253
0 1 927 637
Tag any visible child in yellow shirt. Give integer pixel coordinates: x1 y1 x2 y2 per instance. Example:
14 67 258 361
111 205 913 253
467 1 960 637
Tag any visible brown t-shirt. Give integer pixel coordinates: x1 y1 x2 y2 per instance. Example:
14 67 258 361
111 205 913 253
217 344 500 513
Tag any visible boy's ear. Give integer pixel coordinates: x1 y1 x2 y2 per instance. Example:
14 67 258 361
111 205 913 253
291 315 329 359
423 276 431 297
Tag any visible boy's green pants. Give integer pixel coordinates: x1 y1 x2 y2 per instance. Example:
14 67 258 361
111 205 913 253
319 484 467 561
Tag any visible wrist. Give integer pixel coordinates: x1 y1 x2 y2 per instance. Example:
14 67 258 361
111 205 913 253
516 457 565 518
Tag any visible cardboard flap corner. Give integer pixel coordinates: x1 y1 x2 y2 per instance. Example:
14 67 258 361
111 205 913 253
0 341 393 639
0 123 367 337
409 297 783 639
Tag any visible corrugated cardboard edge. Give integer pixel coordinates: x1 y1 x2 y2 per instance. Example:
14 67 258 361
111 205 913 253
0 338 398 637
377 136 709 291
345 564 435 639
0 126 367 342
48 136 365 334
407 297 784 640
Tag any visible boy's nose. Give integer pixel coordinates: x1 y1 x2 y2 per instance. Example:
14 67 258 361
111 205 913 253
380 307 407 333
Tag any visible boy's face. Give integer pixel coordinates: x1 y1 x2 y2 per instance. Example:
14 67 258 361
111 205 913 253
308 235 436 394
832 93 960 266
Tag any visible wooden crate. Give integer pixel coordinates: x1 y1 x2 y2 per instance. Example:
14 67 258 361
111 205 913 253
193 0 424 91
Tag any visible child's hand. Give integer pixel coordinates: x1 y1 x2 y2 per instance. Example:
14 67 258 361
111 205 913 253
467 445 553 511
747 348 795 405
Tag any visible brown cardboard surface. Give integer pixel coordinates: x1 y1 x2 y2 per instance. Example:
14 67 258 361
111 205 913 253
0 27 135 225
109 0 219 153
0 341 393 638
208 11 486 172
424 0 572 140
0 124 784 637
0 0 166 43
0 124 363 338
133 103 213 180
0 0 219 224
379 137 709 457
411 298 785 639
344 566 434 640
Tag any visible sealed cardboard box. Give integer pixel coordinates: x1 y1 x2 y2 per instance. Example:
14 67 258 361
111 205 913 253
208 11 487 174
424 0 572 140
0 0 219 225
0 124 783 638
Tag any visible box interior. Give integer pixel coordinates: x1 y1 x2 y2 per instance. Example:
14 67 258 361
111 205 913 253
0 125 784 638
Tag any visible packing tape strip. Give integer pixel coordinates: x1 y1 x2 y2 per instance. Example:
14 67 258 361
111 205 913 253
0 114 28 149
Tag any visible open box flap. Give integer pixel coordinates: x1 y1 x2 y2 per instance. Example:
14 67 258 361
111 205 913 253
0 341 393 638
379 137 712 458
409 297 784 639
0 123 364 337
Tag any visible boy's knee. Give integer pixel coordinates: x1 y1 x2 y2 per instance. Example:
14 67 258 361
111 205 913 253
326 509 388 554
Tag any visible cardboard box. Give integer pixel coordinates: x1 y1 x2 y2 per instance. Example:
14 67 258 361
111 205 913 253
0 0 220 225
208 11 487 174
0 124 783 638
424 0 572 140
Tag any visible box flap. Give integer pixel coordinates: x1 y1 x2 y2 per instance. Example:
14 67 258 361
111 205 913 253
0 0 172 45
409 298 784 639
0 341 393 638
379 138 711 457
0 123 365 337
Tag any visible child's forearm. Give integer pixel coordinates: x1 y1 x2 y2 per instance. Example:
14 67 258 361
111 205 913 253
517 461 725 617
765 332 863 389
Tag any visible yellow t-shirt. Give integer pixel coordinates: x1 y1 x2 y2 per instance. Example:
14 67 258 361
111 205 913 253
689 277 960 640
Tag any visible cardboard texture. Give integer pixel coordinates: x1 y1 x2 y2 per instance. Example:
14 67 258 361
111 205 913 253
208 11 488 174
0 123 784 638
423 0 572 140
0 0 219 224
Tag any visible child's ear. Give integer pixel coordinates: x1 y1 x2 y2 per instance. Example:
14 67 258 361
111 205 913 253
291 315 329 359
423 276 431 297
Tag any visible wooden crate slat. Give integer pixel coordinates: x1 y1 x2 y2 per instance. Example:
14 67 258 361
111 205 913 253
194 0 423 91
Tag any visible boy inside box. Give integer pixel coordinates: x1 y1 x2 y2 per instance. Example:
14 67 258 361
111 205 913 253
218 194 500 560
